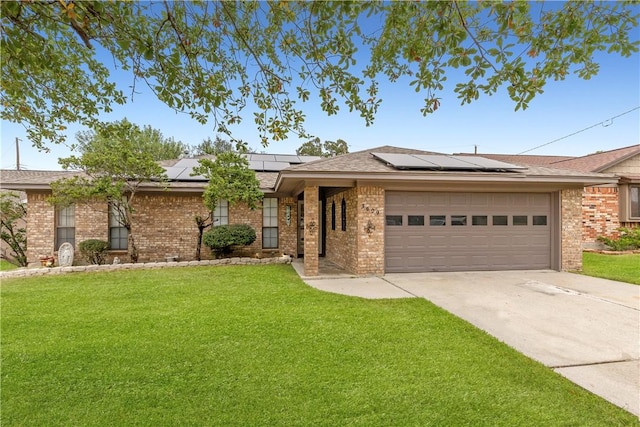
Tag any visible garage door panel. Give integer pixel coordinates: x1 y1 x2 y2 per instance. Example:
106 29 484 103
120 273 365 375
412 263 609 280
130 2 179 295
385 192 551 272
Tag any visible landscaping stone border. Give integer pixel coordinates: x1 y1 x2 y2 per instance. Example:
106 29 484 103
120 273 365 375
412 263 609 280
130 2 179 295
0 256 293 280
583 249 640 255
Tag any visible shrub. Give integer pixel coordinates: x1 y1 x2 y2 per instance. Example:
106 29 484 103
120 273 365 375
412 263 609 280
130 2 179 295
203 224 256 254
79 239 110 265
597 227 640 251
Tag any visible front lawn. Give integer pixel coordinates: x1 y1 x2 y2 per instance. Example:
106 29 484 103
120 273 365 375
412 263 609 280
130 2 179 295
582 252 640 285
1 265 636 426
0 259 18 271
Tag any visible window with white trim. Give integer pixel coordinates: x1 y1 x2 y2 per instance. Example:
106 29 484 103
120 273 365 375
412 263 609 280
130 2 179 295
262 198 278 248
56 205 75 249
212 199 229 226
109 202 128 250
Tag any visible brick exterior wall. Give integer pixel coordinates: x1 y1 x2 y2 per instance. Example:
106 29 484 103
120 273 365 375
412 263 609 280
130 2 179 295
278 197 298 258
325 188 358 274
24 191 293 265
582 186 620 249
26 192 55 263
355 186 385 275
324 186 385 276
561 188 583 271
303 186 319 276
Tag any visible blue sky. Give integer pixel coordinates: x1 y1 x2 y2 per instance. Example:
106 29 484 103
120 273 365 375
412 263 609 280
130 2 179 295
1 17 639 170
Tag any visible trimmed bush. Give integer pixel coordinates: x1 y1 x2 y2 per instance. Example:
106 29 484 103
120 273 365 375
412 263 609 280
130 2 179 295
79 239 110 265
203 224 256 254
597 227 640 251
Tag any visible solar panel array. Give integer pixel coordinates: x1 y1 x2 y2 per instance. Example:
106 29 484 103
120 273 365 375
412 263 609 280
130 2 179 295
164 154 322 181
371 153 526 171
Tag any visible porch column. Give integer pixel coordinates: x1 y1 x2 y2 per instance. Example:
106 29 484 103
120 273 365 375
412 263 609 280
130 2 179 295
303 185 319 276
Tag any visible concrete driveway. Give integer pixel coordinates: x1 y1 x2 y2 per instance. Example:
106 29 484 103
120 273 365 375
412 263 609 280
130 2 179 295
303 269 640 416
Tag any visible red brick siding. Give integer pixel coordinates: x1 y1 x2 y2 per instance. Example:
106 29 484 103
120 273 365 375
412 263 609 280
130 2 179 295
582 187 620 249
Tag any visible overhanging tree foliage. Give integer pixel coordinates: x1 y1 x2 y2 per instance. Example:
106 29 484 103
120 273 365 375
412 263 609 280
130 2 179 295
49 120 168 263
2 1 638 150
191 152 263 260
75 119 190 161
0 191 28 267
297 137 349 157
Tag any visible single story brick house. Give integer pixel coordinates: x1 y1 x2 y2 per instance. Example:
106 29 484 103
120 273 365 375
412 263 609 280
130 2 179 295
460 144 640 249
0 146 617 275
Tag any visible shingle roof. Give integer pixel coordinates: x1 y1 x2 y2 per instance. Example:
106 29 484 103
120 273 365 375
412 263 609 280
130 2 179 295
0 169 79 187
285 145 442 173
0 169 278 191
548 144 640 172
282 145 609 178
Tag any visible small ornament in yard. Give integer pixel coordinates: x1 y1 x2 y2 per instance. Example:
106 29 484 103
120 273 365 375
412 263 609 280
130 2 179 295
39 256 55 267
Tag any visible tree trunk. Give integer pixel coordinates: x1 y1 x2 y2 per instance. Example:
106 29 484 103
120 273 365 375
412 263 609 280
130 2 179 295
128 229 138 263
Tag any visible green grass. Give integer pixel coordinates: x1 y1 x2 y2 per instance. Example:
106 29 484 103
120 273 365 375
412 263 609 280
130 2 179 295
581 252 640 285
1 265 636 426
0 259 18 271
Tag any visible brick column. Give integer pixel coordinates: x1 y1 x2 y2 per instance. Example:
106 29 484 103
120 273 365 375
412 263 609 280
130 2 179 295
561 188 583 271
356 186 385 275
303 185 319 276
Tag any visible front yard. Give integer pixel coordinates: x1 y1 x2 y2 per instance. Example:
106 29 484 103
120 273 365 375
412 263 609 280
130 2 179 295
1 265 637 426
581 252 640 285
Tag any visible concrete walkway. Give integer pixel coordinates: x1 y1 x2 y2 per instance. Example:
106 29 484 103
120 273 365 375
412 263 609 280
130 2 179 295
294 261 640 416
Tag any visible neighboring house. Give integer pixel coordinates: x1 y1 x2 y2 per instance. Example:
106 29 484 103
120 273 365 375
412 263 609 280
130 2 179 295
460 145 640 249
0 146 616 275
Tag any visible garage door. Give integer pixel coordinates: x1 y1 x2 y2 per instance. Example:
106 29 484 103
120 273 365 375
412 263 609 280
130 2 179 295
385 192 551 272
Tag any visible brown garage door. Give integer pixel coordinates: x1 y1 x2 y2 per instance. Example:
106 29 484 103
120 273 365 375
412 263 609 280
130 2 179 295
385 192 551 272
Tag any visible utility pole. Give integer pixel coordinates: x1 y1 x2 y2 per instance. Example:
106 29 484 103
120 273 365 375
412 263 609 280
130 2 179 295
15 137 20 170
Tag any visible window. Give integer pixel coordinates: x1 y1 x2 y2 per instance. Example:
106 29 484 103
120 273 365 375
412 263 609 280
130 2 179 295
109 202 128 250
386 215 403 226
513 215 528 226
341 198 347 231
451 215 467 226
262 198 278 248
430 215 446 226
56 205 75 249
331 201 336 230
472 215 488 226
212 199 229 226
631 186 640 218
492 215 508 226
408 215 424 226
533 216 548 226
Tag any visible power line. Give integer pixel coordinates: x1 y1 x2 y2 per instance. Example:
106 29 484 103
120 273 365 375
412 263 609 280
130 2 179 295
517 106 640 155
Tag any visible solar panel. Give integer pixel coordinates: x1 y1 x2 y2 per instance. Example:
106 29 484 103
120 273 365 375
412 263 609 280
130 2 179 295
454 156 527 170
248 160 264 170
248 154 277 162
173 158 202 168
262 161 290 171
164 167 186 180
372 153 525 171
371 153 428 168
275 155 302 163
